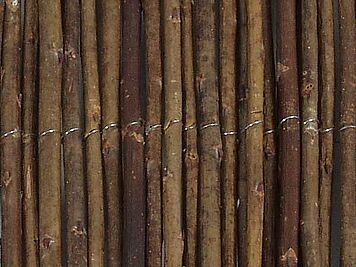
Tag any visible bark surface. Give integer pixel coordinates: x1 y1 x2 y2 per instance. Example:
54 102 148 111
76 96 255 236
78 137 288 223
262 1 277 266
276 0 301 266
22 0 39 266
1 1 22 265
182 1 199 266
63 0 87 265
219 0 237 266
246 1 265 266
162 0 184 266
121 1 145 265
300 0 321 265
97 1 122 265
38 0 63 265
81 1 105 265
194 1 222 266
142 0 163 266
318 1 335 266
338 0 356 265
237 0 248 264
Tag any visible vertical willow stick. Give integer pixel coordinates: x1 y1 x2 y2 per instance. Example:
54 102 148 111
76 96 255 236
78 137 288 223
276 0 300 265
38 0 63 265
142 0 162 266
22 0 39 265
81 1 105 265
300 0 321 265
194 1 222 266
237 0 248 264
219 0 237 266
245 1 265 266
63 0 87 265
162 0 184 266
121 1 145 265
262 0 277 266
338 0 356 265
0 1 22 265
318 0 334 266
182 0 199 266
97 1 121 265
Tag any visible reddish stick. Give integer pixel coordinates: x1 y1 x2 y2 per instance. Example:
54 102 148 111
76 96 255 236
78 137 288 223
121 1 145 265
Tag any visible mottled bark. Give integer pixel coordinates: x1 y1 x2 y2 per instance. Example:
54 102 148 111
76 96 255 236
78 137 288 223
0 0 22 266
22 0 39 266
121 1 145 266
142 0 163 266
262 0 277 266
63 0 87 265
300 0 321 266
318 0 335 266
276 0 301 265
81 1 105 265
219 0 237 266
182 0 199 266
97 1 122 265
194 1 222 266
38 0 63 265
338 0 356 266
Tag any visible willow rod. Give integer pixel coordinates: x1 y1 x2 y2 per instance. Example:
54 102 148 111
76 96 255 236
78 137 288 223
162 0 184 266
121 0 145 265
97 1 122 265
276 0 301 265
194 1 222 266
318 0 335 265
63 0 87 265
245 0 265 266
237 0 248 264
22 0 39 265
300 0 321 265
142 0 163 265
1 0 22 265
219 0 237 266
182 0 199 266
38 0 63 265
81 0 105 265
338 0 356 265
262 0 277 265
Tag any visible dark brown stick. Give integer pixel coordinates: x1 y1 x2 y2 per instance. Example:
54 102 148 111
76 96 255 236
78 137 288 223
63 0 87 265
38 0 63 265
276 0 301 265
121 1 145 265
262 0 277 265
194 1 222 266
182 0 199 266
338 0 356 265
142 0 163 266
22 0 39 265
300 0 321 265
0 1 22 265
97 1 122 265
318 0 335 265
81 0 105 265
219 0 237 266
237 0 248 264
